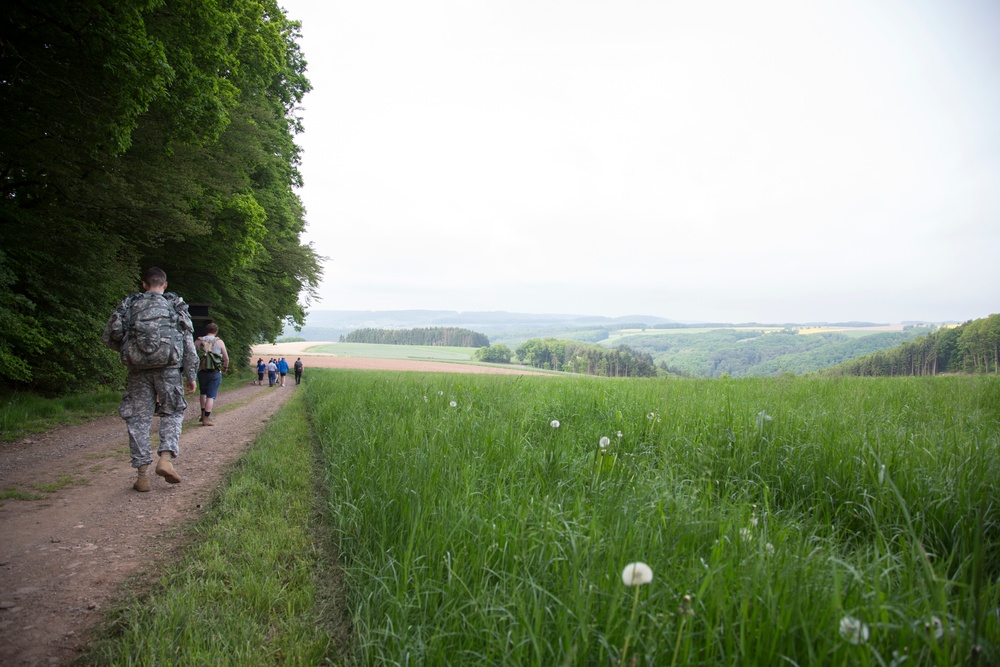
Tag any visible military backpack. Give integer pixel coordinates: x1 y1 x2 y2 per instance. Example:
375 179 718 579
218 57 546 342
118 292 184 370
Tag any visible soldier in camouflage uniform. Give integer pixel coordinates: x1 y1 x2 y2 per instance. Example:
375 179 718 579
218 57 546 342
102 267 198 492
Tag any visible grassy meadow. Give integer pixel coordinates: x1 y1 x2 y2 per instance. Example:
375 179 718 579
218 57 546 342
78 371 999 665
306 371 999 665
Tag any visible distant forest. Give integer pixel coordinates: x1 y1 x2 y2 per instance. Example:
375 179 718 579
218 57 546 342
825 314 1000 376
341 327 489 347
609 328 930 378
515 339 656 377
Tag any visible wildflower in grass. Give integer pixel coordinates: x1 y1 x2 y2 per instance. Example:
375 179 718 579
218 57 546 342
923 616 944 640
678 594 695 617
647 412 655 420
765 542 775 556
423 395 428 403
617 430 623 439
600 436 610 450
438 390 444 396
550 419 560 428
749 515 759 527
621 562 653 586
839 615 870 645
620 562 653 666
449 401 457 408
740 527 753 543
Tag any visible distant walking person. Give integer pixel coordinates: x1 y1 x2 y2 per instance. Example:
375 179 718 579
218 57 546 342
255 358 266 385
102 267 198 492
267 359 278 387
195 323 230 426
294 357 303 385
277 357 289 387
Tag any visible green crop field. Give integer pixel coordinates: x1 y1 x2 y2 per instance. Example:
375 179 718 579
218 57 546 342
305 371 1000 665
306 342 480 362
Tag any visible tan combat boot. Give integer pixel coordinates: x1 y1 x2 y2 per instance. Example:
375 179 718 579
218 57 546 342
133 464 151 492
155 454 181 484
202 416 214 426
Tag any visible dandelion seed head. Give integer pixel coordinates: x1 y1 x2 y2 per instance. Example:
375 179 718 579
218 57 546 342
550 419 560 428
621 562 653 586
765 542 775 556
924 616 944 640
438 390 444 396
647 412 655 420
678 594 695 616
617 431 623 439
740 527 753 543
839 616 870 645
599 436 610 448
449 401 457 408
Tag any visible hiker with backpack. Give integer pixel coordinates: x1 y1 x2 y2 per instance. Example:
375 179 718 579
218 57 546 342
195 323 230 426
294 357 303 385
102 267 198 492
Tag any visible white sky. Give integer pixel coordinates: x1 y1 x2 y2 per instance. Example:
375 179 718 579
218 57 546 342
281 0 999 323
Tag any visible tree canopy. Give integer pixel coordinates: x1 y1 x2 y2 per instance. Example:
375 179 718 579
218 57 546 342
825 315 1000 377
515 338 656 377
1 0 321 394
342 328 490 348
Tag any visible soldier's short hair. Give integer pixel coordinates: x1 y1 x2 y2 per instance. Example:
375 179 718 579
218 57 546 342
205 323 219 334
143 267 167 287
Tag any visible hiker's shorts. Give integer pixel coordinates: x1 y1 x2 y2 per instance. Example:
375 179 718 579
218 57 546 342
197 370 222 398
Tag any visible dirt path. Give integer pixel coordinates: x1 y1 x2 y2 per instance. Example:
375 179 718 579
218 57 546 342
0 357 542 666
0 380 295 666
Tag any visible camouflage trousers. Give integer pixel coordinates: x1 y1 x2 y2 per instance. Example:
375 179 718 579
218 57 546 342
119 367 187 468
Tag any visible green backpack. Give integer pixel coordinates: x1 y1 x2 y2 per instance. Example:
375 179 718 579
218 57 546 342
197 336 224 371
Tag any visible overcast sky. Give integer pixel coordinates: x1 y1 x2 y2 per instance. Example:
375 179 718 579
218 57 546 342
281 0 999 323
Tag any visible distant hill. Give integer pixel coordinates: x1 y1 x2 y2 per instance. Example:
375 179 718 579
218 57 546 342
289 311 971 377
292 310 677 342
302 310 676 328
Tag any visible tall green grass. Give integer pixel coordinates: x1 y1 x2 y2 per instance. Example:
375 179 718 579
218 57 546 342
307 371 1000 665
0 389 121 441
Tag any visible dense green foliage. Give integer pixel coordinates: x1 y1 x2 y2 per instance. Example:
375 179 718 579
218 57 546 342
307 370 1000 665
611 329 928 378
475 343 513 363
828 314 1000 376
341 327 489 347
516 338 656 377
1 0 321 394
